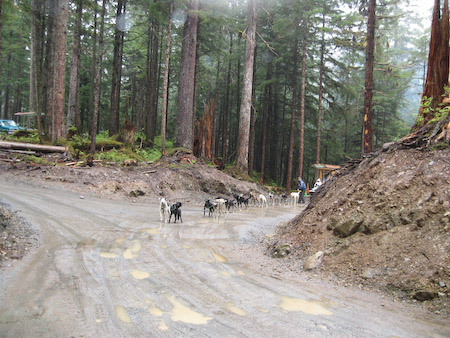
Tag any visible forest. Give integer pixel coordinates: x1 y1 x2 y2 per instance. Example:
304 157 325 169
0 0 432 188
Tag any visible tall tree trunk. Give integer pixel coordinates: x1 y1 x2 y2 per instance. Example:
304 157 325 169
298 40 307 179
235 0 256 172
415 0 449 127
88 3 98 135
260 61 272 184
362 0 376 154
222 32 233 160
269 81 279 181
136 78 145 132
176 0 199 150
67 0 83 132
146 16 160 144
193 23 200 148
248 45 257 176
4 48 12 119
315 12 325 176
278 84 287 185
161 2 173 156
130 71 136 125
53 0 69 143
285 37 298 192
44 3 56 137
0 0 2 74
211 55 221 162
90 0 106 155
30 0 43 140
109 0 126 136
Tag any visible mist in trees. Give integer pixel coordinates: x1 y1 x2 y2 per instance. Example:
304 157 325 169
0 0 434 188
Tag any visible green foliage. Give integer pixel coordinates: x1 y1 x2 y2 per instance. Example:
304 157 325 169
22 155 54 166
136 148 162 162
430 142 449 151
152 135 173 149
96 148 130 163
417 87 450 126
6 130 40 144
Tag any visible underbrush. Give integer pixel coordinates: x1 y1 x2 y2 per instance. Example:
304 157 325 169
4 130 174 165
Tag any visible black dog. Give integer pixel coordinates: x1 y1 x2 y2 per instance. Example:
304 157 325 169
203 199 215 216
169 202 182 223
225 199 236 211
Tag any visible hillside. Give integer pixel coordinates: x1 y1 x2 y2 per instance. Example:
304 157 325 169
268 135 450 317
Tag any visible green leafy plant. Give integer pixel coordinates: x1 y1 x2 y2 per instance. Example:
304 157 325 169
23 155 54 166
418 86 450 126
136 148 161 162
97 148 130 163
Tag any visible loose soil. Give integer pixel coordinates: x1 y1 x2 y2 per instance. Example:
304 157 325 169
1 142 449 319
268 145 450 317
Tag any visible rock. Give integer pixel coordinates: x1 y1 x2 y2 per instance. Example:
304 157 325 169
333 218 364 238
270 244 292 258
123 159 138 166
304 251 324 270
361 268 378 279
413 290 438 301
129 189 145 197
326 217 339 231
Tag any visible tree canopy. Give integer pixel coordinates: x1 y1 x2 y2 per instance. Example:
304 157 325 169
0 0 435 188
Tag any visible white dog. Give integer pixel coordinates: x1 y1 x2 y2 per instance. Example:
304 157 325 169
214 198 226 216
257 194 268 207
290 191 300 204
159 198 171 222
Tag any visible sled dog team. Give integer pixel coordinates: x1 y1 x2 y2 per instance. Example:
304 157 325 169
159 190 308 222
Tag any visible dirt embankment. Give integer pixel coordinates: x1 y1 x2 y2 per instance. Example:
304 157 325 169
0 152 266 205
268 145 450 317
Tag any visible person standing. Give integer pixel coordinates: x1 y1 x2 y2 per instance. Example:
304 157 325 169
298 176 306 203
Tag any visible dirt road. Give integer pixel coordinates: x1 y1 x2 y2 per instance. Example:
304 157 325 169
0 180 448 337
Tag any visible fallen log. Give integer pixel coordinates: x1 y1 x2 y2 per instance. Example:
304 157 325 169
0 141 67 153
4 149 37 155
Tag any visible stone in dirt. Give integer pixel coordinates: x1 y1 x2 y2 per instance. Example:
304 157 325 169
303 251 324 270
413 290 438 302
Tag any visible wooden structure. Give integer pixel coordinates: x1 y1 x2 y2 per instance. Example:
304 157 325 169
312 163 341 181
